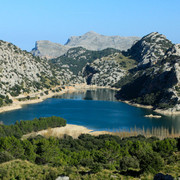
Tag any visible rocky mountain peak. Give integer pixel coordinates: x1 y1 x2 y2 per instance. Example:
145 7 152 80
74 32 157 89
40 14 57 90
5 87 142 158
65 31 140 51
127 32 173 67
84 31 100 36
31 32 140 59
31 40 70 59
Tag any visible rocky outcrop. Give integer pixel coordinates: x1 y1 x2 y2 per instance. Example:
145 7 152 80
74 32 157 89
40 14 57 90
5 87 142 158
126 32 173 67
31 40 70 59
0 40 59 98
65 31 140 51
116 43 180 112
83 59 127 86
31 31 140 59
82 52 136 86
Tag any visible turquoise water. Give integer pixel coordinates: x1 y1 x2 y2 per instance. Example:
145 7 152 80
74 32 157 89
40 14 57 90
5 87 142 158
0 89 180 132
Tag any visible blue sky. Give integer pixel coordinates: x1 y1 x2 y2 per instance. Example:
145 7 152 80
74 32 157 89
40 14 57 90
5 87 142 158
0 0 180 51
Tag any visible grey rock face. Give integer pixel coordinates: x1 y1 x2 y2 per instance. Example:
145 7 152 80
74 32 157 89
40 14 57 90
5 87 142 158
116 43 180 111
127 32 173 67
31 31 140 59
31 40 70 59
82 53 129 87
0 40 58 96
65 31 140 51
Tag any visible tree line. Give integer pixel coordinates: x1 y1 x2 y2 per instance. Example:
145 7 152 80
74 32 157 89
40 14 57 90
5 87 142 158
0 116 66 138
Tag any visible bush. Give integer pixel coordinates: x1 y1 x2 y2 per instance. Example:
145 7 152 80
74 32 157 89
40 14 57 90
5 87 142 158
0 151 14 163
90 162 102 173
119 156 139 171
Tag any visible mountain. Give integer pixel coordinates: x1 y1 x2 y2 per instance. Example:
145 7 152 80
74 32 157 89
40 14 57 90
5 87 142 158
50 47 120 75
49 46 137 87
0 40 60 106
65 31 140 51
125 32 173 67
31 31 140 59
82 52 137 86
115 41 180 112
31 40 70 59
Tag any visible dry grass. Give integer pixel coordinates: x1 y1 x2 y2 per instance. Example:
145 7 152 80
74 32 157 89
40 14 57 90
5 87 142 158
112 126 180 139
23 125 180 140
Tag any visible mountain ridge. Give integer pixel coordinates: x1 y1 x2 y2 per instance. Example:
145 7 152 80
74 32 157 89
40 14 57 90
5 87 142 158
31 31 140 59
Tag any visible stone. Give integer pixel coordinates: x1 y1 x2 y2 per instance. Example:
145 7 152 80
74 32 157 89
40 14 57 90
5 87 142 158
154 173 174 180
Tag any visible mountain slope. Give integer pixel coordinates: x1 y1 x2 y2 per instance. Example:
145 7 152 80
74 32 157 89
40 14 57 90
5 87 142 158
82 52 137 86
0 40 60 105
115 44 180 112
51 47 120 75
125 32 173 67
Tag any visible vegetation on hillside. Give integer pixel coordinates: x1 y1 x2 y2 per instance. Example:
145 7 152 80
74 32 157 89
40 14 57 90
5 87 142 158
51 47 120 75
0 116 179 179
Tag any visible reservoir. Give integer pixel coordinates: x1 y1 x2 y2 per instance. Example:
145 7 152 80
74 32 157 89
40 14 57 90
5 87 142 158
0 89 180 133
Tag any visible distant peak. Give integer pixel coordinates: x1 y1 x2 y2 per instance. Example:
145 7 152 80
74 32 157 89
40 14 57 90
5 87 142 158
84 31 99 35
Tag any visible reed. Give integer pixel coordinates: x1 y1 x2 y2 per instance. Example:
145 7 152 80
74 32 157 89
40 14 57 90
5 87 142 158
112 126 180 139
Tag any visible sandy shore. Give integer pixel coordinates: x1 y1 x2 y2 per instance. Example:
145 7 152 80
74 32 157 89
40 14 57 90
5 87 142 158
0 84 117 114
22 124 110 139
122 100 153 109
154 109 180 115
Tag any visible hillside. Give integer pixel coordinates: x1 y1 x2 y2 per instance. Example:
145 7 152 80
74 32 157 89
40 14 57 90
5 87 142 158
125 32 173 67
82 52 137 86
50 46 137 87
0 117 179 179
50 47 120 75
115 33 180 113
0 40 60 106
31 31 140 59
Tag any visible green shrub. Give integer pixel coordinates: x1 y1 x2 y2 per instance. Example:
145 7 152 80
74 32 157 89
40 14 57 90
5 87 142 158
0 151 14 163
119 156 139 171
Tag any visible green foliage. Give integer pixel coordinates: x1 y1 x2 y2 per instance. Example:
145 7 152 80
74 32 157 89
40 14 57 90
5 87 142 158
0 95 12 107
44 90 49 95
153 138 177 157
9 84 22 96
119 156 139 171
90 162 103 173
0 151 14 163
0 116 66 138
0 133 179 177
0 98 3 107
0 119 179 179
0 160 61 180
51 47 120 75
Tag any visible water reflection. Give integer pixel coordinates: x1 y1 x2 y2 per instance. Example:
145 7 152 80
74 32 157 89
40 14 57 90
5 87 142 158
54 88 117 101
0 89 180 133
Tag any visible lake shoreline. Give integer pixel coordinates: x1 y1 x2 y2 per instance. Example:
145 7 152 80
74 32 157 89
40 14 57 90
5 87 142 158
120 100 180 116
1 83 180 116
0 84 119 114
